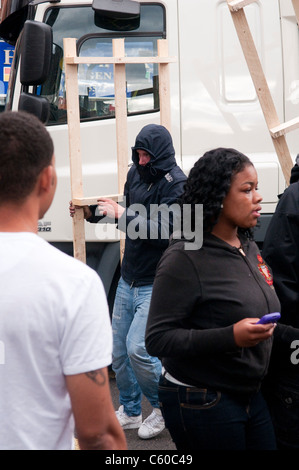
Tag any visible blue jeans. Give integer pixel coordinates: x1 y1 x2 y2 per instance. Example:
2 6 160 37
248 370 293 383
158 376 277 450
112 277 162 416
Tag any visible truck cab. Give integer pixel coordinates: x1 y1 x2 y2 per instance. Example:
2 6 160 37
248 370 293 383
1 0 299 306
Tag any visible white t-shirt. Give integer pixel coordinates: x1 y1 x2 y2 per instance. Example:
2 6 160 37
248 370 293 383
0 232 113 450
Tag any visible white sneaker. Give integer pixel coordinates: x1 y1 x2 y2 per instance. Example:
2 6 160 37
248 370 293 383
115 405 142 429
138 408 165 439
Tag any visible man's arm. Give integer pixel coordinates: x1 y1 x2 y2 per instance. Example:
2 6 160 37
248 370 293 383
118 177 186 247
66 367 127 450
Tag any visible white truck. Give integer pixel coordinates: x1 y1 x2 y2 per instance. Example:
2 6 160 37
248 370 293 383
0 0 298 308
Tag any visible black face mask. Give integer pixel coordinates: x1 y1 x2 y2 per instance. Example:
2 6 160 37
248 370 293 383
137 163 166 183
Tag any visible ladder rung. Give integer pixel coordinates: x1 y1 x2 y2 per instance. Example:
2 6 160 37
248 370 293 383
72 194 123 206
270 116 299 138
227 0 258 12
65 56 176 65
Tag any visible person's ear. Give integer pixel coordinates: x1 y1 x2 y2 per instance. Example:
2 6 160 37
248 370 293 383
37 164 57 219
38 165 53 194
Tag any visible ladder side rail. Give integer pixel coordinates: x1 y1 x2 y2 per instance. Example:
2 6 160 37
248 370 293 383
64 37 86 263
227 5 293 183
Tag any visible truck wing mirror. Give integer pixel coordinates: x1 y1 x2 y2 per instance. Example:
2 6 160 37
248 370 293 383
92 0 140 18
18 92 50 124
93 0 140 30
20 20 53 86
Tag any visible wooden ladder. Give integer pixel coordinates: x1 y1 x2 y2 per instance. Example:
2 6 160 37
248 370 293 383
63 37 175 263
226 0 299 184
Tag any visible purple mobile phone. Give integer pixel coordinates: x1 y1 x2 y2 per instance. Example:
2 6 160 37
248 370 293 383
256 312 281 324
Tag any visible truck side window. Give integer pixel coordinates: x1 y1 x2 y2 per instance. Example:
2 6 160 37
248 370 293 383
41 4 165 125
77 37 159 119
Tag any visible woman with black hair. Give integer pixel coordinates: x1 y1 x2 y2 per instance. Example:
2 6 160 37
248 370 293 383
145 148 280 450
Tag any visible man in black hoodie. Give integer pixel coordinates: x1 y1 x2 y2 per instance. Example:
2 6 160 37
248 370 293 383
71 124 186 439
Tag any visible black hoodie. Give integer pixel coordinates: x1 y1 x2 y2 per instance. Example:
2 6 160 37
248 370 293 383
88 124 186 286
146 233 282 395
119 124 186 286
132 123 178 181
262 177 299 386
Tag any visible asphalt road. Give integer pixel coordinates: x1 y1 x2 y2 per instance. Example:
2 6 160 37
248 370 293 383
109 373 176 451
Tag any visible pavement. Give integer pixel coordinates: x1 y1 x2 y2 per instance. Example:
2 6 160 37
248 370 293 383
109 373 176 451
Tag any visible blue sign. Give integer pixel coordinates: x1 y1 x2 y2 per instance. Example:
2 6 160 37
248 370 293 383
0 40 15 96
78 40 154 99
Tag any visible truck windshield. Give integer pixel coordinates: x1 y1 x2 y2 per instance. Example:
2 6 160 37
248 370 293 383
40 4 165 125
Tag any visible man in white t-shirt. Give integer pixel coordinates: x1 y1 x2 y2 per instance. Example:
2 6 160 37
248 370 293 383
0 110 127 450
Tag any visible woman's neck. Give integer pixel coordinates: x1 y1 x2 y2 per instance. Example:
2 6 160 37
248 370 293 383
211 225 241 248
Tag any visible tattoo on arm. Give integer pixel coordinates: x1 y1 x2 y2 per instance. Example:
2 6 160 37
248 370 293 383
85 369 106 386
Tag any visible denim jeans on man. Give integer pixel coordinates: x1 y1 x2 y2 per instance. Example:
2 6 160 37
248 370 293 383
158 375 277 450
112 277 162 416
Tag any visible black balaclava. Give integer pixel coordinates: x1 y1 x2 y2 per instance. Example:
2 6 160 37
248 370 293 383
136 162 166 183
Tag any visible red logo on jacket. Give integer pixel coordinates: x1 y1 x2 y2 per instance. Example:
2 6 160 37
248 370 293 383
257 254 273 286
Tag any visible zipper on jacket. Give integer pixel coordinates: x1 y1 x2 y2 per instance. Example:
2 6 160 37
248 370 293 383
238 247 246 256
235 247 271 312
